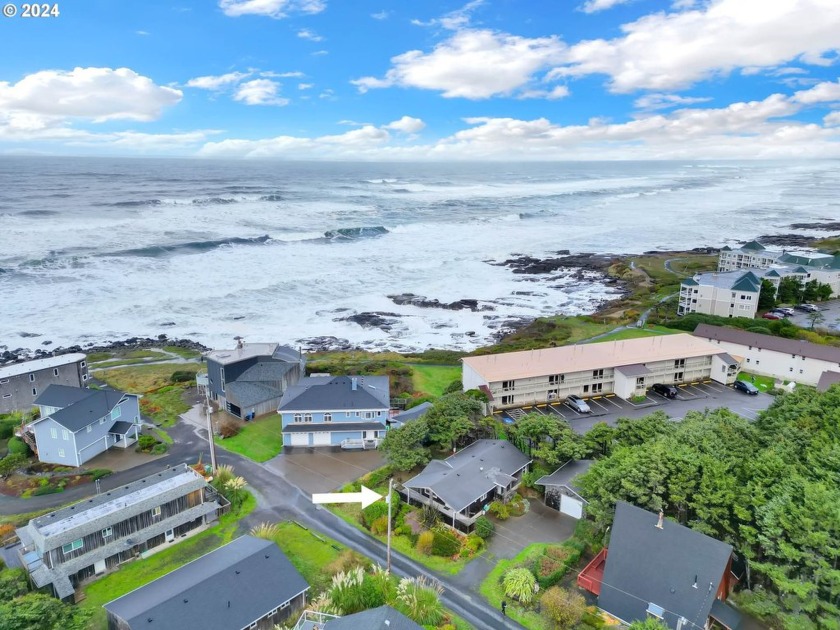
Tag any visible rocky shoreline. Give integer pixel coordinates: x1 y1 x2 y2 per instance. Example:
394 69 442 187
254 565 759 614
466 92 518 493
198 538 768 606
0 336 208 367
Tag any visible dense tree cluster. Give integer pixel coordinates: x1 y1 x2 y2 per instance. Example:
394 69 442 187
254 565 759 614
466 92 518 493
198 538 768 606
0 566 90 630
576 387 840 628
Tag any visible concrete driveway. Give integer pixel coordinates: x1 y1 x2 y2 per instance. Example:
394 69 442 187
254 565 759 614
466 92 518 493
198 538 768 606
263 449 385 494
489 499 577 558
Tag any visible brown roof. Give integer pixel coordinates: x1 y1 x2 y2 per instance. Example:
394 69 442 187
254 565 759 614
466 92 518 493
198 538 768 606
817 370 840 392
693 324 840 364
462 333 725 382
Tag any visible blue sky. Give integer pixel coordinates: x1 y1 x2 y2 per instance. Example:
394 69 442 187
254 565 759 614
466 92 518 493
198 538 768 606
1 0 839 159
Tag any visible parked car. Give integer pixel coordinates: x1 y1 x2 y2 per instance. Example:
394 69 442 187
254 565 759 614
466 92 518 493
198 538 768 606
794 303 820 313
565 394 591 413
762 312 782 320
775 307 795 316
769 309 789 317
651 383 679 398
733 380 760 395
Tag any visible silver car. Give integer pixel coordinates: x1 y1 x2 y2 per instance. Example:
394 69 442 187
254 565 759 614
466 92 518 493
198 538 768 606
566 394 591 413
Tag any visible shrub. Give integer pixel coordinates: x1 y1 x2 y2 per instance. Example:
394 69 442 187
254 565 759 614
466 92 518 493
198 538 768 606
574 519 603 555
219 420 240 438
396 524 413 537
502 567 538 604
419 504 439 529
32 485 63 496
541 587 586 628
361 501 389 529
0 453 29 476
370 515 389 535
136 435 157 450
463 534 484 556
88 469 112 481
360 466 392 488
475 515 495 539
509 494 527 517
431 529 461 557
416 531 434 555
7 437 31 456
169 370 195 383
324 549 369 577
0 419 17 440
489 501 510 520
151 443 168 455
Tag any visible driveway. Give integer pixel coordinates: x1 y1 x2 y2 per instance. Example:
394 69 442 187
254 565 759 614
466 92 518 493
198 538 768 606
264 449 385 494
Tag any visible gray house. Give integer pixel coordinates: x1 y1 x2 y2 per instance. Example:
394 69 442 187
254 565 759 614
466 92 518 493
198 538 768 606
402 439 531 532
0 353 88 414
26 385 141 466
294 605 422 630
205 342 305 419
536 459 593 519
104 535 309 630
16 464 228 601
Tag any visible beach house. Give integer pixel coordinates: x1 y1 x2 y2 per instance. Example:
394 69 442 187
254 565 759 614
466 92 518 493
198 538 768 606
0 353 88 414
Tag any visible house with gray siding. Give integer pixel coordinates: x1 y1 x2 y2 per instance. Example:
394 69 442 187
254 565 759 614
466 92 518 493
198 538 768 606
279 375 390 449
104 535 308 630
16 464 228 601
205 342 305 419
0 353 88 414
25 385 141 466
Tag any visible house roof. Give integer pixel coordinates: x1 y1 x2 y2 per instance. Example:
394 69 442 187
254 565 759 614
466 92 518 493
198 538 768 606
710 599 743 630
34 385 131 433
282 422 385 433
109 421 136 435
740 240 766 251
817 370 840 392
272 345 303 363
689 271 759 292
324 606 422 630
225 380 282 409
205 343 279 365
680 277 699 287
391 402 433 424
236 361 295 383
403 440 531 513
34 384 93 408
278 375 390 412
598 501 733 630
615 363 651 377
104 536 309 630
0 353 86 380
462 334 726 383
536 459 593 494
693 324 840 363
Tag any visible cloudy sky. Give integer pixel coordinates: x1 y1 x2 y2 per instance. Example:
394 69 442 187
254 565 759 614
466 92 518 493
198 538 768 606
1 0 840 159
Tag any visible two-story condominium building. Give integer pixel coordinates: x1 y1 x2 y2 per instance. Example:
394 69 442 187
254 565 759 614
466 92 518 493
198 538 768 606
678 271 761 318
25 385 141 466
278 375 390 449
693 323 840 387
205 342 305 419
104 535 308 630
15 464 228 601
0 353 88 414
717 241 784 271
462 334 741 411
402 440 530 533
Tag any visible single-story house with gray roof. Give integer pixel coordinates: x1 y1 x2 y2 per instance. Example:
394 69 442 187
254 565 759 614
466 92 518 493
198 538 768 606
388 401 433 429
104 535 308 630
401 439 530 532
536 459 593 519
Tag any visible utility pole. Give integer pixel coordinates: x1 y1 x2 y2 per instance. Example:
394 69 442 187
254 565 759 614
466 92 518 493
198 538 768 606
386 477 393 574
205 387 217 472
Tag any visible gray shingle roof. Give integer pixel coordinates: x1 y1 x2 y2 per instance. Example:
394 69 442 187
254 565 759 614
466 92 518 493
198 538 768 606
34 386 130 432
324 606 422 630
278 375 390 412
237 361 295 382
710 599 743 630
272 345 303 362
536 459 593 494
225 380 281 408
282 422 386 433
403 440 530 513
817 370 840 392
391 402 433 424
34 384 92 409
599 501 733 630
104 535 309 630
109 421 136 435
615 364 651 377
693 324 840 363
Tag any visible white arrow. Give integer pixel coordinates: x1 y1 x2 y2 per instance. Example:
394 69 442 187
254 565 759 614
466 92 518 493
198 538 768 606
312 485 382 509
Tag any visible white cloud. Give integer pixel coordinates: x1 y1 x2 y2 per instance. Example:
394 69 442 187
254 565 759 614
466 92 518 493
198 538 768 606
312 50 329 56
297 28 323 42
233 79 289 105
269 71 305 78
793 79 840 104
371 10 389 20
136 30 150 36
411 0 485 30
218 0 325 18
824 111 840 126
580 0 632 13
634 93 713 110
518 86 570 100
552 0 840 92
198 124 389 158
352 29 565 99
298 83 314 90
384 116 426 133
0 67 181 123
186 71 251 90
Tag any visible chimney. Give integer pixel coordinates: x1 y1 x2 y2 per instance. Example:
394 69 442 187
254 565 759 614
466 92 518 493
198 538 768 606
656 510 664 529
693 575 698 589
351 377 357 391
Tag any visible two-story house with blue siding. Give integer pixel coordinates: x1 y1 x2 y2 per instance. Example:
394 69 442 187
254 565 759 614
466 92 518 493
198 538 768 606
278 375 390 449
26 385 141 466
204 342 305 419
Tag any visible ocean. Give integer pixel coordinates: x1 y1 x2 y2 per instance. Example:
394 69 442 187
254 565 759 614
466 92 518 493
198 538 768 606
1 157 838 353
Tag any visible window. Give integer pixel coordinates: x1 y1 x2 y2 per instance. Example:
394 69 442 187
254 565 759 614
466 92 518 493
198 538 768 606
62 429 69 440
293 413 302 423
799 369 803 374
50 428 57 439
32 388 37 396
592 369 604 379
592 383 603 394
280 601 290 610
80 361 86 368
790 367 793 372
502 380 515 391
501 395 513 405
549 374 564 385
111 406 121 420
547 389 558 400
730 304 735 308
99 417 105 424
304 413 312 423
355 411 360 417
364 411 373 419
53 368 59 376
791 354 796 359
376 411 382 417
324 412 332 423
29 373 35 382
746 358 751 363
82 374 88 381
755 361 760 365
674 359 686 369
1 394 9 399
62 539 83 554
152 506 161 517
636 377 645 386
583 384 590 393
102 527 112 538
86 425 92 433
58 449 65 458
674 372 684 382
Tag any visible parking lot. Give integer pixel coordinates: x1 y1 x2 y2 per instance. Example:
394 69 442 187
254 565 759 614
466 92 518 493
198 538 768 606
498 380 776 435
787 298 840 331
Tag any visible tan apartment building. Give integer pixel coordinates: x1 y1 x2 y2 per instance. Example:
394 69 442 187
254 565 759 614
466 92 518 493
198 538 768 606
717 241 784 272
693 324 840 387
462 334 740 411
678 271 760 318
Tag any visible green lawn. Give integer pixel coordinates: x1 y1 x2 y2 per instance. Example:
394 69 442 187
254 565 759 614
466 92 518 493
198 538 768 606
80 492 256 630
273 521 349 591
95 363 200 393
163 345 202 359
215 415 283 463
410 364 461 397
140 385 193 427
479 543 552 630
585 325 682 344
737 371 777 392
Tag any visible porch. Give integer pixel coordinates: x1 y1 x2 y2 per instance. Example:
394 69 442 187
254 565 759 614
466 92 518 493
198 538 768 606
578 547 607 595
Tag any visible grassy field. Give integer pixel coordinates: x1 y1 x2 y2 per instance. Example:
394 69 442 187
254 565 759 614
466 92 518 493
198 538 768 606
273 521 351 591
140 386 193 427
80 492 256 630
410 364 461 396
585 324 682 344
215 415 283 463
163 345 202 359
478 542 552 630
95 363 200 393
473 316 617 355
736 371 778 392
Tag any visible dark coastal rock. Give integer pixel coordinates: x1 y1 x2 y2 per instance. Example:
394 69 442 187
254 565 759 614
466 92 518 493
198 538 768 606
19 332 41 338
232 316 245 320
159 322 176 327
789 221 840 231
754 234 830 247
336 312 402 332
297 336 356 352
491 252 618 275
387 293 494 312
42 341 52 346
642 247 720 255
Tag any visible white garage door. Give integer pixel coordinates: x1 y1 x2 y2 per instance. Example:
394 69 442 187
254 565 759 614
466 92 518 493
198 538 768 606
312 432 332 446
560 494 584 519
290 433 309 447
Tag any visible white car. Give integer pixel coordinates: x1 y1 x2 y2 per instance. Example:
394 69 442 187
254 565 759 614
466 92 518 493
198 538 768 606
566 394 591 413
